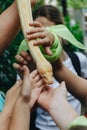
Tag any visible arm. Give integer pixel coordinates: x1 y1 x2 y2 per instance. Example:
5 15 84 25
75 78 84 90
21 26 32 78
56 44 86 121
0 0 37 54
9 66 31 130
9 96 31 130
53 59 87 100
0 80 21 130
9 66 45 130
0 1 20 54
38 82 79 130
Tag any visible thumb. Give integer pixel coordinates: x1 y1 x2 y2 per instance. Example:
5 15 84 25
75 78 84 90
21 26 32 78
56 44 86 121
44 46 52 56
60 81 67 91
23 65 30 81
21 65 31 101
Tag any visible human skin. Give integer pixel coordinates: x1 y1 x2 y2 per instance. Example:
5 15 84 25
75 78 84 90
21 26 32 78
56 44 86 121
0 80 22 130
52 59 87 101
25 17 87 101
37 82 79 130
0 0 37 54
0 64 45 130
26 17 68 60
0 1 20 54
13 56 87 130
26 21 55 55
9 65 45 130
13 56 80 130
15 17 87 101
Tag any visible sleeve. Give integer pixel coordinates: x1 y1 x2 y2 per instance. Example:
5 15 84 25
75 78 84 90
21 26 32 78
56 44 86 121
75 52 87 78
68 116 87 129
47 24 87 50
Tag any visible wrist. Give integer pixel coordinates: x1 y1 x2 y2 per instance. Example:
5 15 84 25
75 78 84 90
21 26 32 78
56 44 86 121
48 97 66 115
49 98 79 130
17 96 31 110
53 58 63 71
2 106 12 119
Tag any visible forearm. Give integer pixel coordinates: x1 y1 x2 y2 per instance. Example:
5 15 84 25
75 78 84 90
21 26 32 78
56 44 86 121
53 60 87 99
0 1 20 54
49 98 79 130
0 108 12 130
9 96 30 130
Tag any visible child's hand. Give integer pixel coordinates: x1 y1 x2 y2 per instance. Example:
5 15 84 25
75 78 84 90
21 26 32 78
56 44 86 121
13 51 36 78
20 65 46 109
15 51 32 66
26 21 54 55
29 69 46 108
38 81 67 112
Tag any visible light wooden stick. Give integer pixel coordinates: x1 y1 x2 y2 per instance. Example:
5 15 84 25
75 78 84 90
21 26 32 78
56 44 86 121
16 0 53 84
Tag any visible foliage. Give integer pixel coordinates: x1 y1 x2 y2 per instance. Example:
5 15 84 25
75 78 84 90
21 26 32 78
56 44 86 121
67 0 87 9
0 0 13 13
64 16 84 51
0 31 24 93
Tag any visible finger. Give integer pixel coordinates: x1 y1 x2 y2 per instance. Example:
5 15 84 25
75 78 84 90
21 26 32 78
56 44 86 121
30 69 39 79
26 27 44 35
36 79 45 88
44 47 52 55
21 66 31 99
29 22 43 27
60 81 67 91
26 32 45 40
44 85 52 91
20 51 32 62
23 65 30 81
15 55 28 65
33 38 49 46
10 79 22 92
13 63 23 71
34 74 42 82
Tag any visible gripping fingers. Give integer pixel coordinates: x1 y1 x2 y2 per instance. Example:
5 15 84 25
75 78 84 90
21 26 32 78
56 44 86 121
36 79 45 88
15 55 28 65
30 69 39 79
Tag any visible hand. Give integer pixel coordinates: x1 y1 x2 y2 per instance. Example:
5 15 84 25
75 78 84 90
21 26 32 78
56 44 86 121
26 21 55 55
29 69 46 108
13 51 35 78
20 65 46 109
38 81 67 112
15 51 32 67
